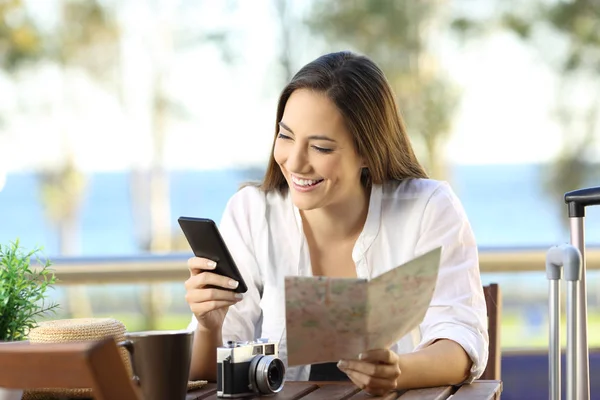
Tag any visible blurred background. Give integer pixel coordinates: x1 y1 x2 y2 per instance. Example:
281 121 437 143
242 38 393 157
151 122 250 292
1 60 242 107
1 0 600 397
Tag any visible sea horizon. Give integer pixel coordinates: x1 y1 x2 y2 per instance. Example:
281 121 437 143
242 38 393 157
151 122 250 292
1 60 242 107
1 163 599 258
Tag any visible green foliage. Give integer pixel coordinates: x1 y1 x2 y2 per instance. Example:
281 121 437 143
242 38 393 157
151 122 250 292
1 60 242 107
53 0 121 82
505 0 600 221
0 0 44 70
1 0 121 79
451 0 600 221
306 0 459 179
0 240 59 341
451 17 485 39
546 0 600 47
501 13 532 39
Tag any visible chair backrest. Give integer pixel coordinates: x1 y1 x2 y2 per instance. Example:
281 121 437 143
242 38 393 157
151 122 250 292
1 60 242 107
0 338 141 400
480 283 502 380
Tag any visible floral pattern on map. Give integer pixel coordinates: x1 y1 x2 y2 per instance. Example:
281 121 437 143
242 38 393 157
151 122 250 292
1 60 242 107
285 247 442 366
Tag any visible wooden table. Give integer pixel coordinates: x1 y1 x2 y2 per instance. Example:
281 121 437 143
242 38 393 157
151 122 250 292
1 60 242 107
186 380 502 399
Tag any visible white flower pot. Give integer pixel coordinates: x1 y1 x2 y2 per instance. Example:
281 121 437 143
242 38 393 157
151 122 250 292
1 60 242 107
0 340 29 400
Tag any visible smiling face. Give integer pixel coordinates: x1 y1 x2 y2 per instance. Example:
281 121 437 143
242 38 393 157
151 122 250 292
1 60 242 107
273 89 366 211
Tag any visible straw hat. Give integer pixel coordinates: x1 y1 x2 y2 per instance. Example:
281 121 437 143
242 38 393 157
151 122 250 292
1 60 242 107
22 318 206 400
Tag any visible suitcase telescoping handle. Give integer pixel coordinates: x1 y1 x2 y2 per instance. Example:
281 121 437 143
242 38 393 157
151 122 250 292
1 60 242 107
546 244 582 400
565 186 600 218
563 186 600 400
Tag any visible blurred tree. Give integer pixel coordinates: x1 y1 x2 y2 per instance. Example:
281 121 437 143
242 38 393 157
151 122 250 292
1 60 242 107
452 0 600 222
1 0 120 255
40 0 120 255
306 0 460 180
0 0 119 256
128 1 243 328
43 0 119 319
0 0 119 319
37 154 85 255
274 0 295 83
0 0 43 195
129 2 177 254
0 0 43 143
128 1 240 254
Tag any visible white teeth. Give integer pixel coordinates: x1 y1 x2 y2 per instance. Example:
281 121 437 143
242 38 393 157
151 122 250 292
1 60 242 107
292 176 322 186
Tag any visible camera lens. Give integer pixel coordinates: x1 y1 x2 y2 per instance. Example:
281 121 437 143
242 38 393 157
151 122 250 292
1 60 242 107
267 359 284 388
249 355 285 394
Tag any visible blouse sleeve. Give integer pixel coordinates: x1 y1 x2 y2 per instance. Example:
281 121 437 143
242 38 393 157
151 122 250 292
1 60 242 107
413 182 489 383
187 186 265 344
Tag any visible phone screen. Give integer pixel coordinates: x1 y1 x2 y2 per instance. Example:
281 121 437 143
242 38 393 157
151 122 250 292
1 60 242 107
178 216 248 293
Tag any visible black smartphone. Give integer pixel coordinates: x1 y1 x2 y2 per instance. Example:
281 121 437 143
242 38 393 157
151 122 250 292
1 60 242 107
177 216 248 293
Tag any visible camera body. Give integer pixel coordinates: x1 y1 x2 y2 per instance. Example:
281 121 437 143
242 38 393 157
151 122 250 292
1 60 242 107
216 338 285 398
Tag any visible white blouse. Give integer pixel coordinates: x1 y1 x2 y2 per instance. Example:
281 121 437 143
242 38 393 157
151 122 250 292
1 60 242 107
188 178 489 383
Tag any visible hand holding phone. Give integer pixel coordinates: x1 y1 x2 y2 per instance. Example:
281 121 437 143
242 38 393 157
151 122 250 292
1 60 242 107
184 256 244 330
180 216 248 329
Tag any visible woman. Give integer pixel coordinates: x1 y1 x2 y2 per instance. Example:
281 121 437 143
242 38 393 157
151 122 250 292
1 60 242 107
184 51 488 396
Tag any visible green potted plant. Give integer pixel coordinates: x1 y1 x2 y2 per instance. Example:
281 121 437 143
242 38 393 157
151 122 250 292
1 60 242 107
0 240 59 400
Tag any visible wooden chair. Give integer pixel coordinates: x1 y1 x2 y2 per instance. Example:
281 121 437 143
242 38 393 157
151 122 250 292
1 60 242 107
480 283 502 380
0 338 141 400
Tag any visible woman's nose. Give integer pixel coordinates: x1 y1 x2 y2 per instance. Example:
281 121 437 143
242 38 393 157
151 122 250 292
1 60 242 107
285 144 308 173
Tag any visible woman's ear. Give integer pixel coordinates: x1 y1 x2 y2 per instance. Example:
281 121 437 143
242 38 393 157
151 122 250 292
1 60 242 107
359 154 367 169
359 157 368 173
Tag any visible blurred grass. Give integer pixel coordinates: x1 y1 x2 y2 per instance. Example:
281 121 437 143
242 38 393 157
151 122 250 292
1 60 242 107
86 311 600 350
91 313 192 332
501 312 600 349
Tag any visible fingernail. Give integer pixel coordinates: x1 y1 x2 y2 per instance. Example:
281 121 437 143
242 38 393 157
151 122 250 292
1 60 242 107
207 261 217 268
228 280 239 288
235 293 244 300
358 353 366 360
337 360 347 369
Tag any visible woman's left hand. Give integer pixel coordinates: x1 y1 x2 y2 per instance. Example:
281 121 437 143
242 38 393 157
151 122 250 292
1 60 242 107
337 349 402 396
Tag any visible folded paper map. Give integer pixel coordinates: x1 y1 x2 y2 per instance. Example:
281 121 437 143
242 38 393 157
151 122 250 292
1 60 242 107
284 247 442 366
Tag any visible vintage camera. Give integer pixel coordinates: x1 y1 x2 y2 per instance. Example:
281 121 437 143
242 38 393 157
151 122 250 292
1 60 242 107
216 338 285 398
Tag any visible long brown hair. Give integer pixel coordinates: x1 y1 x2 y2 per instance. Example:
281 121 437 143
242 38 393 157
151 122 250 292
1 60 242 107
260 51 427 193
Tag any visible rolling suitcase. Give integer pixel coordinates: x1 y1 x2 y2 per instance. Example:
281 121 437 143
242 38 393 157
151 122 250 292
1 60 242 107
546 186 600 400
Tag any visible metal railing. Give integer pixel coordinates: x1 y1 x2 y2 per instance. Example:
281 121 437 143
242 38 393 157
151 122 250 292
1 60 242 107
38 247 600 352
43 247 600 285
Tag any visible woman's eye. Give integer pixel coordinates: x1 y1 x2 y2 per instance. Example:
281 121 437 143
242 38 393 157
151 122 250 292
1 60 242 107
277 133 291 140
313 146 333 154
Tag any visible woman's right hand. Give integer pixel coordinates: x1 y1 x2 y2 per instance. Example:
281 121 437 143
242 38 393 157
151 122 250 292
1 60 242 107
184 257 244 332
